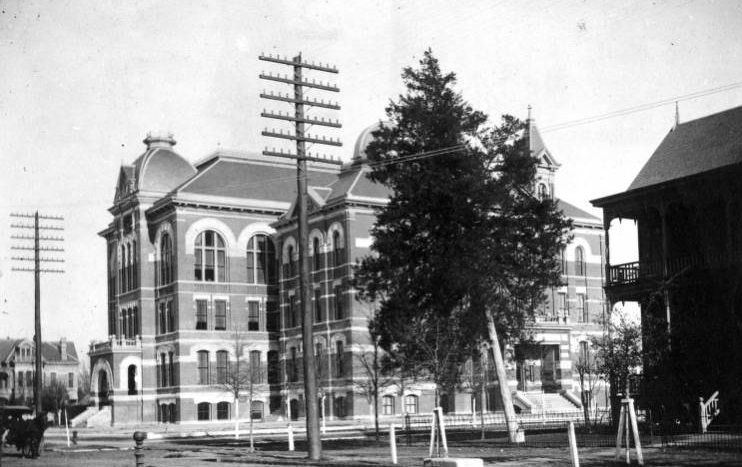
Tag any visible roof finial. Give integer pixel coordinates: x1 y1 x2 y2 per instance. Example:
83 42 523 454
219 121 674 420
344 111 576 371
674 101 680 129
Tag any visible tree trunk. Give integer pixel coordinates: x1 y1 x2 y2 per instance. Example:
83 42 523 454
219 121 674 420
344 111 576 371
485 310 521 443
234 397 240 440
249 396 254 452
374 389 380 442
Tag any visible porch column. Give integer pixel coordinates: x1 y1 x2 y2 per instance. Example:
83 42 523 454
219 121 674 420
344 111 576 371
659 203 672 337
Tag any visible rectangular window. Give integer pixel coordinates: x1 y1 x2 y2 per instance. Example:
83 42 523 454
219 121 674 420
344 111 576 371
248 301 260 331
161 354 168 387
204 250 215 281
215 300 227 330
168 352 175 387
26 371 32 388
383 396 395 415
314 289 322 323
50 372 56 385
167 301 174 333
290 295 298 328
198 351 209 385
405 395 419 414
577 294 587 322
250 350 262 383
334 286 344 320
217 402 230 420
217 250 226 282
579 341 589 365
18 372 24 388
68 372 74 388
335 341 344 377
196 299 208 330
558 292 568 316
256 236 266 283
266 301 279 332
194 250 202 281
290 347 298 382
216 351 228 384
197 402 210 421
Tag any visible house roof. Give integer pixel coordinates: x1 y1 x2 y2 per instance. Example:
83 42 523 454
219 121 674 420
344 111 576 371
628 105 742 191
0 338 78 364
558 199 600 225
175 154 339 204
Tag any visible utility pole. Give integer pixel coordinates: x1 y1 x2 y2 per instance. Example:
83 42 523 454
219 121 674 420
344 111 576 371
10 211 65 413
259 52 342 460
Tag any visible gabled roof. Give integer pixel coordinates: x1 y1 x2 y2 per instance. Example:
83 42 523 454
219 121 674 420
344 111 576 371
528 118 560 168
557 199 601 225
0 339 21 362
628 105 742 191
0 338 78 364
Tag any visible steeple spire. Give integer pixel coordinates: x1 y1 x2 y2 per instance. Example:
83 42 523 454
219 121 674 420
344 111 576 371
674 101 680 129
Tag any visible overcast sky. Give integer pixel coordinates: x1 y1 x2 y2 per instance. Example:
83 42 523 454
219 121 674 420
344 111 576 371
1 0 741 357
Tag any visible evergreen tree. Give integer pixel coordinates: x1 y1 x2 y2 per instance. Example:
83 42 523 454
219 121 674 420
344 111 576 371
355 50 572 442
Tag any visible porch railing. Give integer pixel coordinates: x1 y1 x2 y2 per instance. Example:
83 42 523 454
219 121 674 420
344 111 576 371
607 251 731 286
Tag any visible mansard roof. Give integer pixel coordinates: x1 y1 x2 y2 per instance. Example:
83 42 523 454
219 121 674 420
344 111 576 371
628 105 742 191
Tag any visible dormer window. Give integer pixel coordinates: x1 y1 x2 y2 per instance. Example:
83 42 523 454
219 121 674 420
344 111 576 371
538 183 548 200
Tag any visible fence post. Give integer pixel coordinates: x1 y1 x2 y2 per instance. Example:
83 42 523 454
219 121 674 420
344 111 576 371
698 397 706 434
390 424 398 464
133 431 146 467
287 424 295 451
405 413 411 446
568 421 580 467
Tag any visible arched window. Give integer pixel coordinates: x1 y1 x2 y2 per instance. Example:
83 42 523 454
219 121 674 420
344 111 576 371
159 233 173 285
247 234 276 285
313 237 321 272
197 350 210 385
538 183 548 200
121 244 127 292
267 351 280 385
194 230 226 282
575 246 586 276
405 395 419 414
333 396 346 418
132 240 138 288
132 306 139 337
217 401 231 420
127 243 133 290
382 395 395 415
169 403 177 423
335 341 345 377
127 365 137 395
216 350 228 384
251 400 264 420
197 402 210 421
287 245 295 277
332 230 343 267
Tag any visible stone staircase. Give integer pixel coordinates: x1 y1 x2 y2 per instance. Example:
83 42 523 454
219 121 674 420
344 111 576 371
70 406 99 427
520 391 580 413
85 406 111 428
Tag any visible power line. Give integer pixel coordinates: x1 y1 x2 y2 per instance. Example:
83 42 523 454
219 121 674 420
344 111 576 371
541 81 742 133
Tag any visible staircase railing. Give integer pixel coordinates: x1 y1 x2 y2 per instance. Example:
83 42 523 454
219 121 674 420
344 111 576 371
699 391 720 433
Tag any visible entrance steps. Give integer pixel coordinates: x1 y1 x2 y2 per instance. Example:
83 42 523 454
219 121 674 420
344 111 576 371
86 406 111 427
70 406 99 427
519 391 580 413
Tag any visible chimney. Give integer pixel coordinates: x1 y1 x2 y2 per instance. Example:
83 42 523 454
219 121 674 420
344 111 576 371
60 337 67 361
143 131 177 149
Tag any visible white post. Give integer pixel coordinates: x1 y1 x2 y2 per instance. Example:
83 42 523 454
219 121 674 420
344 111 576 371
428 410 437 457
568 421 579 467
287 424 295 451
615 403 625 462
65 408 70 448
234 398 240 439
625 401 631 465
321 395 326 435
390 424 398 464
436 408 449 458
628 399 644 466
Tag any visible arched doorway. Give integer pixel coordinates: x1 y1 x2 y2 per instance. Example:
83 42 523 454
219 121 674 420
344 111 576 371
98 370 110 408
290 399 300 420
